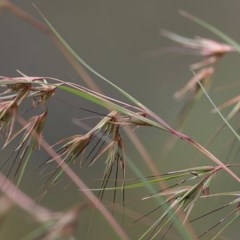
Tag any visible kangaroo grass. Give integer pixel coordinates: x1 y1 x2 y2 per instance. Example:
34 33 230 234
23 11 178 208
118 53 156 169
16 114 130 240
1 2 240 239
32 8 240 184
0 10 238 240
85 164 235 239
58 71 240 184
126 165 227 239
0 75 130 238
56 74 240 239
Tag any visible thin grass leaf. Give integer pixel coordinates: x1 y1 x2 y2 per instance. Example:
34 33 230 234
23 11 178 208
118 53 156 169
84 166 215 193
197 78 240 143
35 7 148 109
36 7 187 138
138 169 219 239
58 85 167 131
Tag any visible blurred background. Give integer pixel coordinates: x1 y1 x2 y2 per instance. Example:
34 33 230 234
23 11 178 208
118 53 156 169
1 0 240 239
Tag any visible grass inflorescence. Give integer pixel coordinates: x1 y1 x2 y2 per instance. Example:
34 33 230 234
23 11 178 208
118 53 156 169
1 2 240 240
